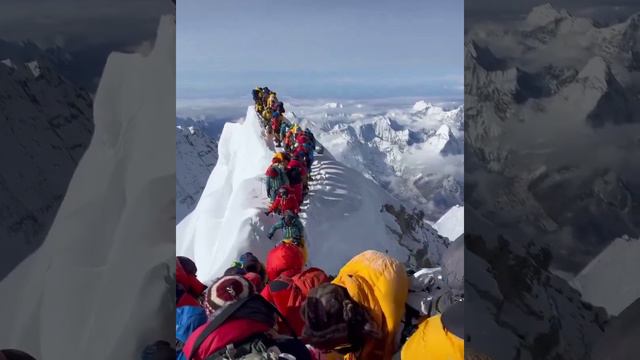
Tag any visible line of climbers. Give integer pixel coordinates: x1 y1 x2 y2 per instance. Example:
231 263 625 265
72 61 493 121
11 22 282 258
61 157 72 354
174 88 464 360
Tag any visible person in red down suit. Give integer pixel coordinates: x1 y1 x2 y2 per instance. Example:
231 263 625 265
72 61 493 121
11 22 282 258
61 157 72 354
264 185 299 216
176 256 208 307
286 152 307 206
264 241 305 282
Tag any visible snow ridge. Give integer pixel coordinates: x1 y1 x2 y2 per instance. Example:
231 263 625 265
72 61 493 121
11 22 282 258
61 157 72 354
177 106 451 283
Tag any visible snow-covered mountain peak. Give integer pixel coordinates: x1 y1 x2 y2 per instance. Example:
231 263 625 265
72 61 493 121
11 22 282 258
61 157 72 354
324 102 343 109
525 3 570 29
25 60 41 77
426 124 462 155
435 124 452 137
577 56 609 86
412 100 432 112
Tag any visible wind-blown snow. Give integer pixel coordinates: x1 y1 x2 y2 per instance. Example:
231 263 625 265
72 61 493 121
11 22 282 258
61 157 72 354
571 236 640 316
177 107 448 283
433 205 463 241
0 15 176 359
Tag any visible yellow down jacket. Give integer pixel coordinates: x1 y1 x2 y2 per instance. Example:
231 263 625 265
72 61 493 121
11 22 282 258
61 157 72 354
331 250 409 360
401 314 464 360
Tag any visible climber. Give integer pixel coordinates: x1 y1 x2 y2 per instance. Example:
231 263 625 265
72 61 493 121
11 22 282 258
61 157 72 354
267 91 278 111
286 152 307 206
271 111 283 146
176 256 207 308
251 87 262 104
265 185 300 216
265 156 289 202
261 107 272 131
304 128 316 149
176 257 207 360
268 210 305 244
279 121 290 149
291 144 311 195
261 267 330 337
300 250 409 360
400 300 464 360
237 252 267 287
277 101 286 114
265 241 305 282
182 275 313 360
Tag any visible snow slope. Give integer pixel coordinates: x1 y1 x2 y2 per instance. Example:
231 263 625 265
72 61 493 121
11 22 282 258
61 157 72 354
0 15 175 360
176 125 218 222
571 236 640 316
177 107 449 284
433 205 463 241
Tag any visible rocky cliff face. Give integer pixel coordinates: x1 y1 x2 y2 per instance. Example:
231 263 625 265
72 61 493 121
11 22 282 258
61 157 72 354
0 56 93 279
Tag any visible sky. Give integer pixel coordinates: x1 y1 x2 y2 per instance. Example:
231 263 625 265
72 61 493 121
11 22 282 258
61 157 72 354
177 0 463 100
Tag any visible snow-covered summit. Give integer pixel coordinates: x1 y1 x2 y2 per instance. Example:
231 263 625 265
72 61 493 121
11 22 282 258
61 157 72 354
177 106 449 283
412 100 431 112
426 124 462 155
525 3 571 29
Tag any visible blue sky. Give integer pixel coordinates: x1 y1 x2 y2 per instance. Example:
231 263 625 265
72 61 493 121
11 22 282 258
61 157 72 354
178 0 463 100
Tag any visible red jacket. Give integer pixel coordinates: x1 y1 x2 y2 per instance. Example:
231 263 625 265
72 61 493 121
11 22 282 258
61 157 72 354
287 159 307 177
177 259 207 307
268 192 299 215
261 279 303 336
183 318 271 360
261 268 330 337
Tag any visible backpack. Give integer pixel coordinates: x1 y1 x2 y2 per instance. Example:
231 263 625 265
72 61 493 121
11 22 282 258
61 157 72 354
289 268 330 306
252 89 260 102
286 166 302 185
188 295 297 360
267 268 330 336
